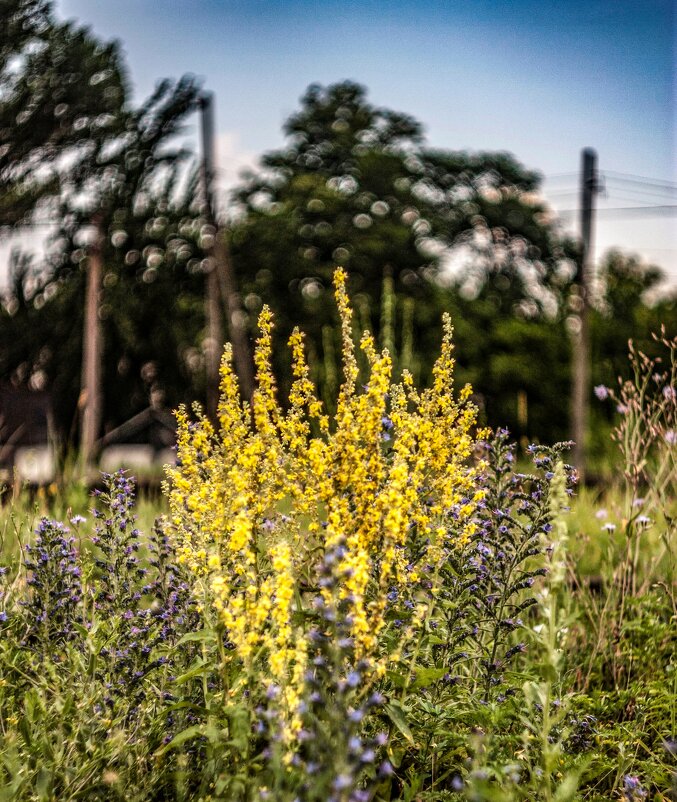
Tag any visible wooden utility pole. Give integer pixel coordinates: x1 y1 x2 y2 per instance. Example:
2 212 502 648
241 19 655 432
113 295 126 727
79 216 104 474
199 93 254 418
571 148 598 482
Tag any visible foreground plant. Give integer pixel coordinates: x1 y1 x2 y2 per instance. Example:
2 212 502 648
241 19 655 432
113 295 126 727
0 472 198 801
567 330 677 798
377 432 583 799
165 268 485 794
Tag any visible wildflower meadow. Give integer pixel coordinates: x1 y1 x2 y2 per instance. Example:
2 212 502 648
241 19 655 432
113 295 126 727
0 271 674 801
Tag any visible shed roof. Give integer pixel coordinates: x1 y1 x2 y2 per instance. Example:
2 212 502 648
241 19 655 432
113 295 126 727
98 407 176 450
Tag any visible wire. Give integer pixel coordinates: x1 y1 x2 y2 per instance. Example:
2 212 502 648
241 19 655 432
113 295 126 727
602 184 677 202
602 170 677 190
543 171 677 204
556 205 677 218
605 184 674 203
600 189 675 206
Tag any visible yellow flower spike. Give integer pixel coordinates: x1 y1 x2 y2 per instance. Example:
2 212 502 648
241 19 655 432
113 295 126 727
281 327 327 454
217 344 250 443
359 330 377 364
334 267 359 399
166 267 484 749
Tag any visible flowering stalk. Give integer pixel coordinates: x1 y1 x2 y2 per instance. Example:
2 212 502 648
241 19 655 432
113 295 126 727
593 329 676 612
166 268 483 754
22 518 82 648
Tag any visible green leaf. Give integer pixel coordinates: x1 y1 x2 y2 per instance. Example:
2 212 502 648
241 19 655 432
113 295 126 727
554 770 582 802
176 629 217 646
385 700 414 744
411 667 447 689
155 723 221 756
172 658 206 684
71 622 90 639
386 743 406 769
385 669 406 688
162 701 209 717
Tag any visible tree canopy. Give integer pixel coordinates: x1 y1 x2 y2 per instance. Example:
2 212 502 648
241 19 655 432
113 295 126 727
0 0 130 227
231 81 575 400
1 60 674 457
0 0 208 440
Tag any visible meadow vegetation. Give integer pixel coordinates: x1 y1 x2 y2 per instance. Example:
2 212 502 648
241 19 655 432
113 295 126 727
0 274 674 801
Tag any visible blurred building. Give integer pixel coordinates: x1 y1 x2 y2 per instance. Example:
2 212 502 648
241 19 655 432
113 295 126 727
98 406 176 477
0 384 56 484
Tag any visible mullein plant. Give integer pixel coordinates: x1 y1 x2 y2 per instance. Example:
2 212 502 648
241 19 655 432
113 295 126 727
165 268 486 793
0 297 670 801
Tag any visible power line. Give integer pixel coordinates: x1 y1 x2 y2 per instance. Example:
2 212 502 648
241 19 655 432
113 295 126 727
603 187 677 204
542 169 676 188
600 189 676 206
557 204 677 217
544 185 672 199
603 179 677 198
603 177 677 197
602 170 677 190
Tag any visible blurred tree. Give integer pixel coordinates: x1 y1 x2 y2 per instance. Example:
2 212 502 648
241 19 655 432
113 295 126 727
2 61 674 460
591 250 675 382
0 0 128 226
0 250 84 435
230 80 675 451
0 0 210 445
438 249 676 448
231 81 567 397
0 0 49 85
5 77 207 441
439 284 572 444
0 171 209 441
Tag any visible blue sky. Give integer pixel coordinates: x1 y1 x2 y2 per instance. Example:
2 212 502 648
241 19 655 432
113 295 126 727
6 0 676 286
56 0 673 169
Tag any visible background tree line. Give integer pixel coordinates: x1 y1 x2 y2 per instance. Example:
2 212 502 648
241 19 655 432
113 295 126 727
1 0 674 467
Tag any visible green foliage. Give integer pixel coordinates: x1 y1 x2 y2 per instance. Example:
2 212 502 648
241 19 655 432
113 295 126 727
587 251 677 466
231 81 675 452
0 41 675 795
2 62 674 455
231 81 563 400
0 0 128 226
442 289 572 443
1 0 207 438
